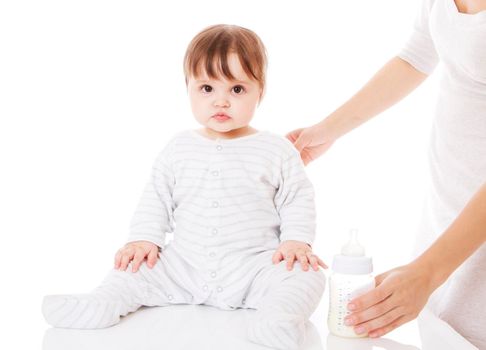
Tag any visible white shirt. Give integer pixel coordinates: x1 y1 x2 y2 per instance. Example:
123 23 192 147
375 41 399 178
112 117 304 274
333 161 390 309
399 0 486 252
399 1 486 347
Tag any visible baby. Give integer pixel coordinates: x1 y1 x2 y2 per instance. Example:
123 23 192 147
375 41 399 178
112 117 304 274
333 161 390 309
42 24 326 350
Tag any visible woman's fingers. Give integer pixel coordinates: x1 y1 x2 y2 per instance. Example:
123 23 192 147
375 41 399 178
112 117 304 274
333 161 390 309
286 128 313 164
293 133 310 153
353 306 405 336
346 265 431 337
345 294 397 327
285 129 303 143
301 149 314 166
348 282 392 312
368 315 411 338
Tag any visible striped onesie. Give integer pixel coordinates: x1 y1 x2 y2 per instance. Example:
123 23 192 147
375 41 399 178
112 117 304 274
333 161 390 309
42 130 326 350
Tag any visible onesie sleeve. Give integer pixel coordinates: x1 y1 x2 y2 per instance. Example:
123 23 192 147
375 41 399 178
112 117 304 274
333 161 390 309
274 141 316 246
126 138 176 248
398 0 439 75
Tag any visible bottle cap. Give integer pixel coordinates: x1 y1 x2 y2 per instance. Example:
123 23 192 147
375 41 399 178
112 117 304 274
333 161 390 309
332 229 373 275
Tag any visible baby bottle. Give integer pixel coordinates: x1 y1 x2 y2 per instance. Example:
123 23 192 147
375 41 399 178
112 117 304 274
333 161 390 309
328 229 374 338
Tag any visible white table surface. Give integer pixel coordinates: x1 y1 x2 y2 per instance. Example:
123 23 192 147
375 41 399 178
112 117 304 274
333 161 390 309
42 287 432 350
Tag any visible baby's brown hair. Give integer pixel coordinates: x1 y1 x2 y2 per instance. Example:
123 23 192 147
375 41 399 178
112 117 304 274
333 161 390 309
183 24 267 91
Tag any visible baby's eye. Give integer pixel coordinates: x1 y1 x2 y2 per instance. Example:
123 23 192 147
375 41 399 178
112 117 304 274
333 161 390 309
201 85 213 93
232 85 245 94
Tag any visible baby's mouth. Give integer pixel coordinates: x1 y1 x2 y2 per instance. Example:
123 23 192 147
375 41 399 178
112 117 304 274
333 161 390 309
212 113 231 122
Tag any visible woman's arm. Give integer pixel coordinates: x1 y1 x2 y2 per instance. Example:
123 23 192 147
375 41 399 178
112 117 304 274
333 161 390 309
416 182 486 289
345 181 486 338
319 56 428 139
287 56 428 164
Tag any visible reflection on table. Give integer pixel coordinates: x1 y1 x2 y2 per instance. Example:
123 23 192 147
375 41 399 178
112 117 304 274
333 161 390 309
43 304 425 350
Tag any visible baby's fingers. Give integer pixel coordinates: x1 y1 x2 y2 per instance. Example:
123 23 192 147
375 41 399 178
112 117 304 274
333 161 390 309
286 252 296 270
131 249 146 273
118 248 134 271
306 252 328 271
307 252 319 271
114 248 131 270
146 247 159 268
114 250 123 269
272 250 284 264
119 254 132 271
317 257 328 269
298 252 310 271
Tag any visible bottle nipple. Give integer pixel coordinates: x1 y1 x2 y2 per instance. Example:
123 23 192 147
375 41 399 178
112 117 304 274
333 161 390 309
341 229 365 257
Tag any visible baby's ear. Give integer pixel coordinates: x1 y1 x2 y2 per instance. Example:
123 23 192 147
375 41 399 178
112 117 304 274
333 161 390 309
258 87 265 103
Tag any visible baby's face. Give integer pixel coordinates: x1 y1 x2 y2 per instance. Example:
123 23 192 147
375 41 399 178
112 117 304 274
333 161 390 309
187 53 262 138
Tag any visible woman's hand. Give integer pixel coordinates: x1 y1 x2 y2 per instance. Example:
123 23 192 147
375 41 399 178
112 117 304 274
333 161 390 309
288 58 428 166
286 122 336 165
346 181 486 338
272 240 328 271
114 240 160 273
344 261 435 338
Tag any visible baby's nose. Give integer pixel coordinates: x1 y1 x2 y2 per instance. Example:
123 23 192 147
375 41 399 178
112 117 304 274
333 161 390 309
213 95 230 108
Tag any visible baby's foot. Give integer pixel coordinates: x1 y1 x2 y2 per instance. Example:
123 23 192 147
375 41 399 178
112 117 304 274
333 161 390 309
247 312 306 350
42 294 122 329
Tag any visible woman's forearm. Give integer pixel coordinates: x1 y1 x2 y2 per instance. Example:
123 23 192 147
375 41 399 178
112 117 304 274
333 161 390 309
416 182 486 291
321 56 428 140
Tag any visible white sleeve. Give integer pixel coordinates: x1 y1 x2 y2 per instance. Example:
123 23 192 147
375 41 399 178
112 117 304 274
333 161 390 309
398 0 439 75
274 147 316 246
126 141 176 248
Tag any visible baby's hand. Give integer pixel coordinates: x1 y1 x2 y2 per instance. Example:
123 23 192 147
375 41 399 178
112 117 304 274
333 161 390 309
114 241 159 273
272 240 328 272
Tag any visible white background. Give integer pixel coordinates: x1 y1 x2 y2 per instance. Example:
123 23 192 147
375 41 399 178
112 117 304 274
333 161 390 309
0 0 439 348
